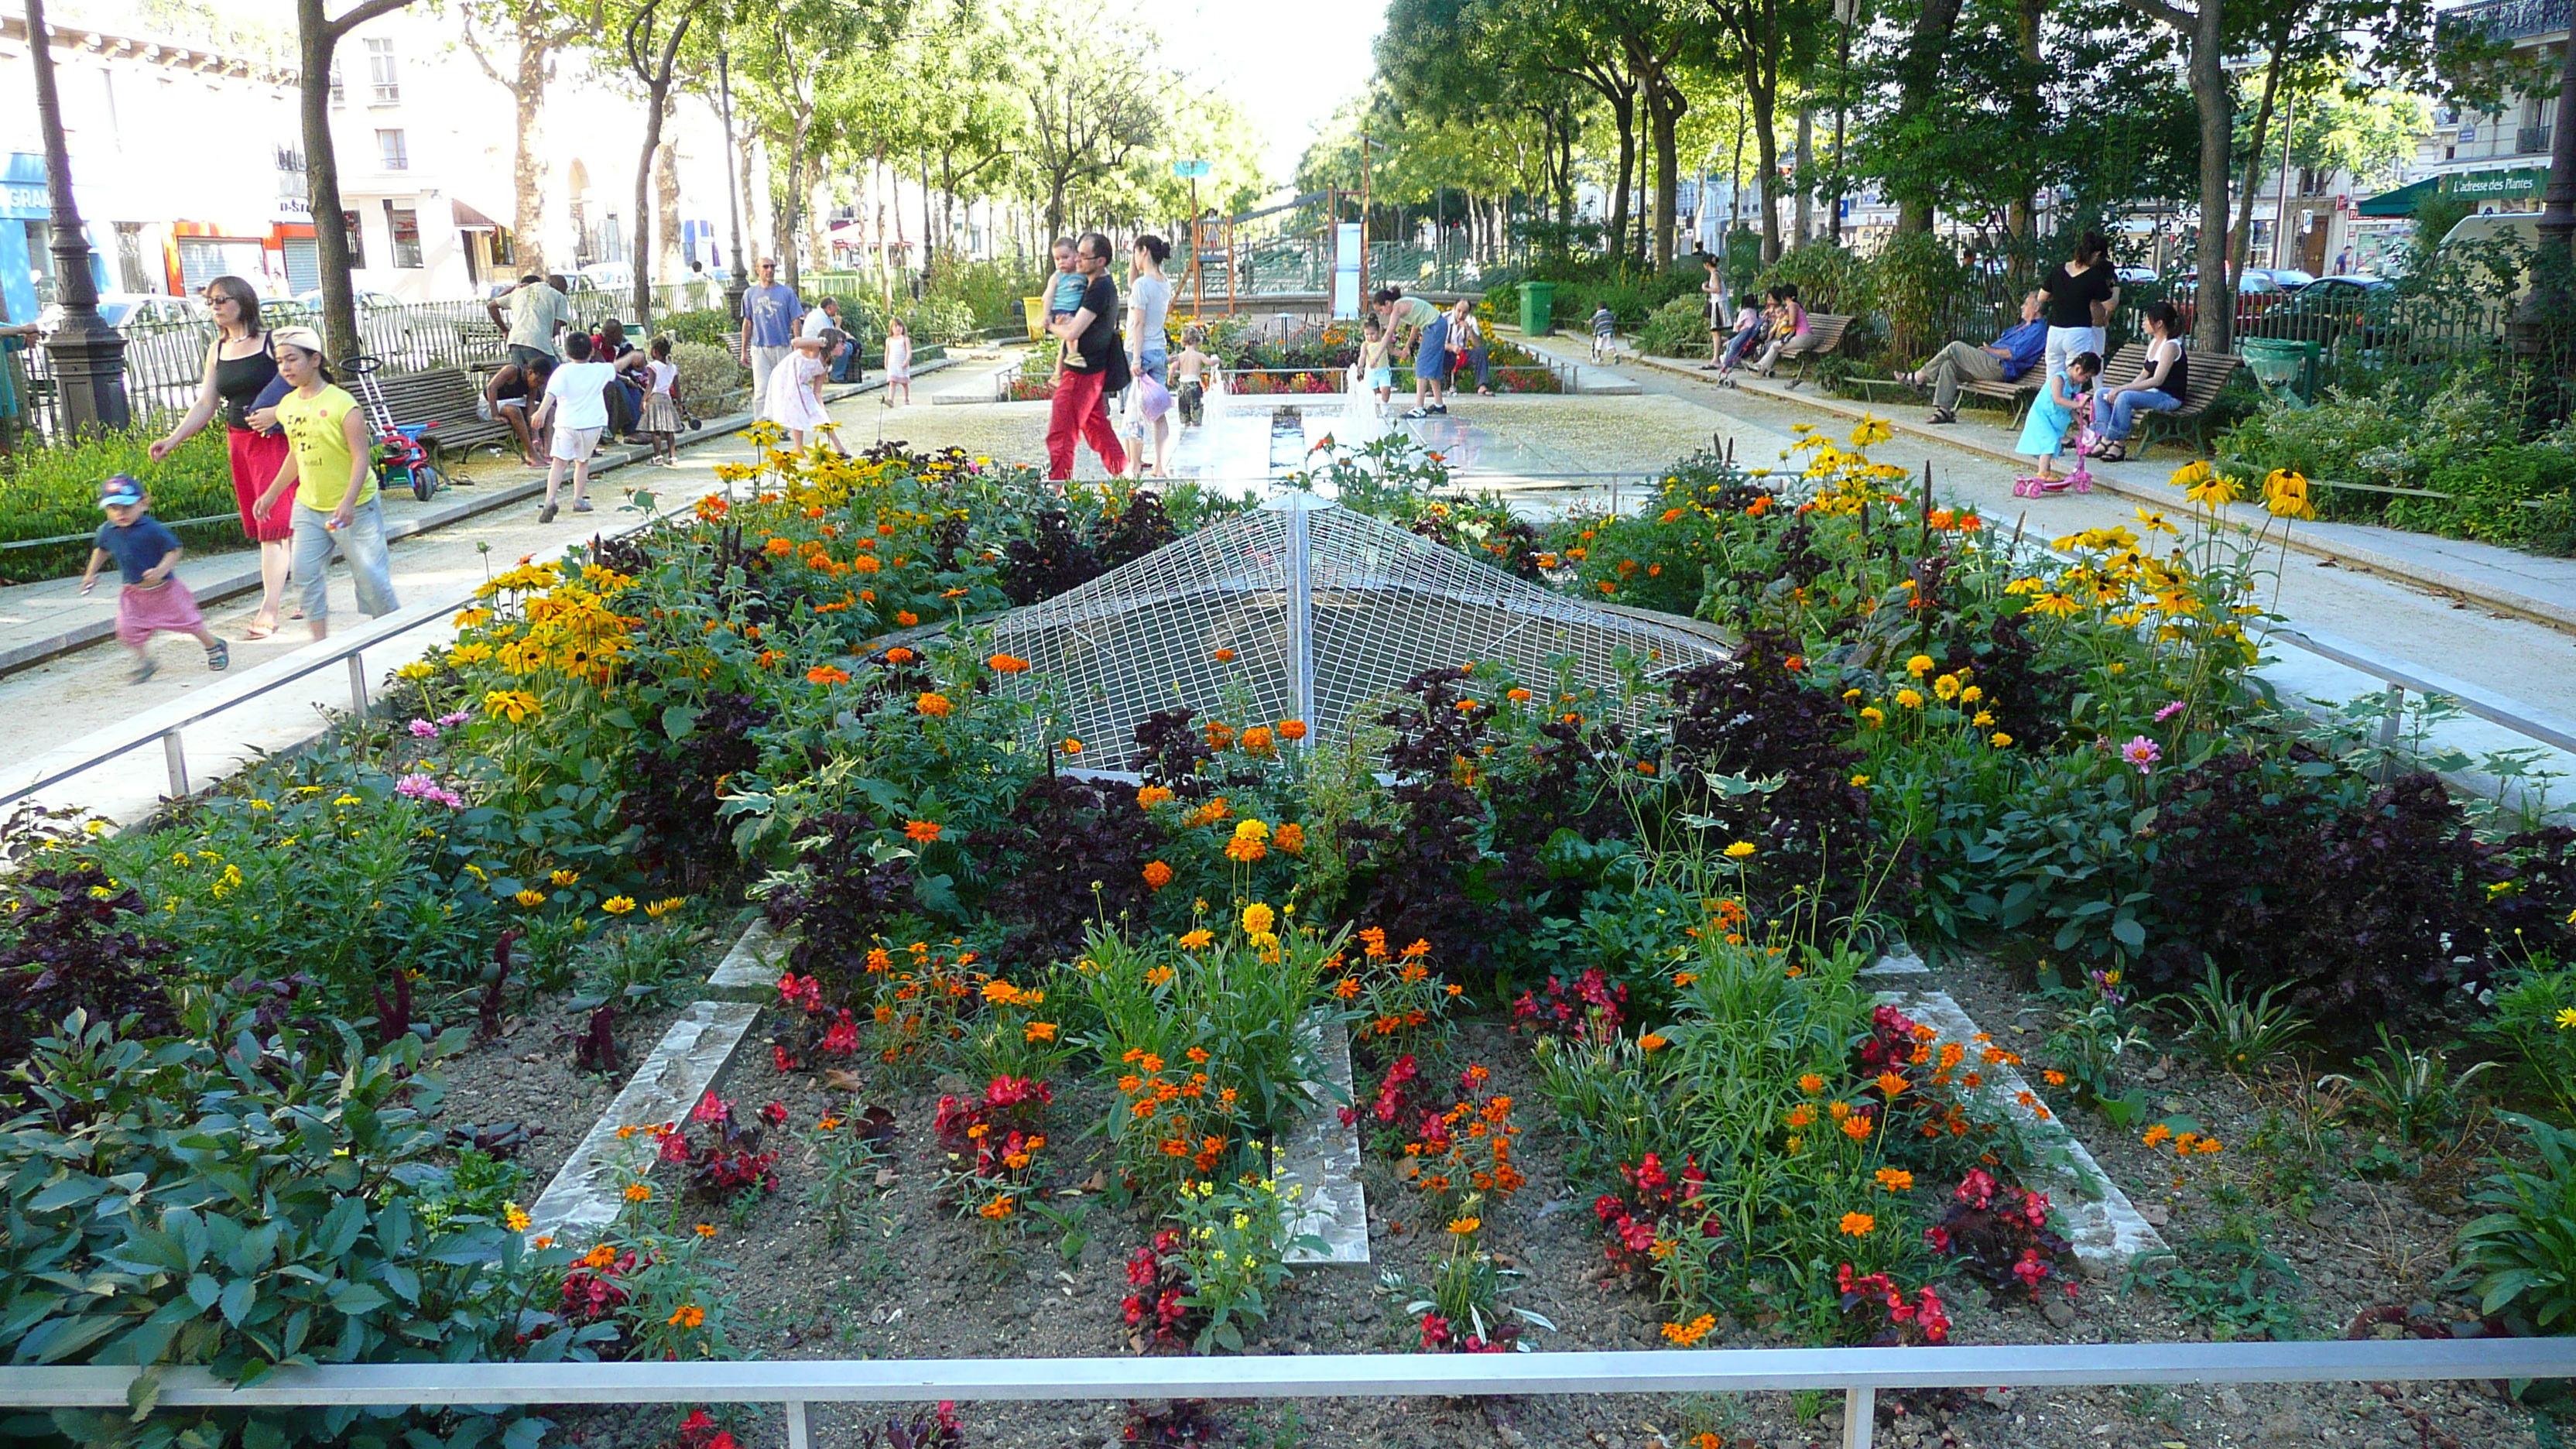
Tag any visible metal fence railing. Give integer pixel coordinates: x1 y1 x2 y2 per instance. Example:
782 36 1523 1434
4 1338 2572 1449
2 279 992 444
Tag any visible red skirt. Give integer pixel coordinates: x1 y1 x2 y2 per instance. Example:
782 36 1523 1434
117 576 205 648
228 426 295 543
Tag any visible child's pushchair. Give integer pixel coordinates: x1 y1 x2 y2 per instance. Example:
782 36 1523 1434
341 355 445 502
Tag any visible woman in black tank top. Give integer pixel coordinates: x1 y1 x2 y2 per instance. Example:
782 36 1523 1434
149 276 294 637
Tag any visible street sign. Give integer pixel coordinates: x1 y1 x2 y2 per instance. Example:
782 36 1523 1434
1172 159 1212 179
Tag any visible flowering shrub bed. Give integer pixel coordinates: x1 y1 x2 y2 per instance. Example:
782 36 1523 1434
7 416 2573 1449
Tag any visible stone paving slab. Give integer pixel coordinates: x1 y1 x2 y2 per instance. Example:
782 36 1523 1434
1887 989 2167 1276
704 918 782 1002
524 997 764 1242
1280 1018 1368 1266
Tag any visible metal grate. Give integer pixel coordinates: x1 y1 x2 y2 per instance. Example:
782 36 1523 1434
988 492 1728 760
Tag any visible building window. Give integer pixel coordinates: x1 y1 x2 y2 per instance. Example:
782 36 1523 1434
366 38 399 104
384 203 423 269
328 62 344 105
377 129 408 172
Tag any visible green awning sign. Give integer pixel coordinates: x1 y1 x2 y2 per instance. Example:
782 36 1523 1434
2438 168 2546 200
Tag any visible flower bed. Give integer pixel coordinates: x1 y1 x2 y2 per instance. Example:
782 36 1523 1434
3 425 2571 1449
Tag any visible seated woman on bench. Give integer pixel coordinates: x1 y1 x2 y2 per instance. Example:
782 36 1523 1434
2088 301 2187 464
486 355 556 469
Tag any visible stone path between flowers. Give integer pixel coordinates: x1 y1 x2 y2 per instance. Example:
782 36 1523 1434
1509 330 2576 814
528 924 2167 1282
0 358 964 828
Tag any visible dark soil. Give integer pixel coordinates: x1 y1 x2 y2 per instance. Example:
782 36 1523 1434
518 942 2550 1449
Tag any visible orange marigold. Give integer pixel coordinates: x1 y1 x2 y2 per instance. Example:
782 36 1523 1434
1142 860 1176 889
896 611 920 626
1838 1211 1875 1236
1277 719 1310 741
988 653 1031 673
1274 822 1307 854
916 692 953 717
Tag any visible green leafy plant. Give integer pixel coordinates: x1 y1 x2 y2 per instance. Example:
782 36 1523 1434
3 1005 606 1448
2124 1225 2304 1341
1172 1172 1320 1353
2167 963 2308 1074
2454 1112 2576 1334
2316 1026 2496 1147
2483 956 2576 1118
1375 1206 1553 1351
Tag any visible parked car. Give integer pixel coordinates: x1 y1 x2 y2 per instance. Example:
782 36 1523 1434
575 263 632 293
281 289 431 367
33 293 207 333
2171 267 2295 334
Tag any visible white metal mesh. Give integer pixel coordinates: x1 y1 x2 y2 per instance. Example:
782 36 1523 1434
989 493 1728 761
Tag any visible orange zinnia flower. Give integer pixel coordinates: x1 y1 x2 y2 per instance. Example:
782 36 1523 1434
807 665 851 684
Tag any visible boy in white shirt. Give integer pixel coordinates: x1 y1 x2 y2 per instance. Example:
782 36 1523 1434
531 332 615 522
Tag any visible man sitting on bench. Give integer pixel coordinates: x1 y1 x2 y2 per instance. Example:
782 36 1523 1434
1900 292 2045 424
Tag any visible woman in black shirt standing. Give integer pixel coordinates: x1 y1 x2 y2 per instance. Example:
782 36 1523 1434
148 275 292 639
2037 231 2119 396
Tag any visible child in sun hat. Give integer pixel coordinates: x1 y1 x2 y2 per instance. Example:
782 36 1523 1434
80 474 229 683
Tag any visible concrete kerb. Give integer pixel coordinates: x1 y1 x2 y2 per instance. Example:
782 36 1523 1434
0 359 955 682
1551 335 2576 638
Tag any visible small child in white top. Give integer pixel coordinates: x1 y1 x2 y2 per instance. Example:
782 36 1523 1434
639 334 683 466
882 318 912 409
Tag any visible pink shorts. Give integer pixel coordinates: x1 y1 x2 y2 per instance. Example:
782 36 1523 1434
117 577 205 649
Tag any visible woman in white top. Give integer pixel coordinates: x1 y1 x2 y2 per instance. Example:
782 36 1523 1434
1123 234 1175 479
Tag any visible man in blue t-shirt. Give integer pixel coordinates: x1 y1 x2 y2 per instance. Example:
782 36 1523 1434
738 258 801 409
1906 291 2047 423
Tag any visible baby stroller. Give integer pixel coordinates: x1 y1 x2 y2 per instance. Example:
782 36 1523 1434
341 355 445 502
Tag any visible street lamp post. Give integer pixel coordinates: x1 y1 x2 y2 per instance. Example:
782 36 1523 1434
717 49 749 324
24 0 128 436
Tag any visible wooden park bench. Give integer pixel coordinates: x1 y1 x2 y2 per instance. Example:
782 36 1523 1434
1773 313 1851 389
374 366 517 466
2091 341 2242 459
1958 367 2047 423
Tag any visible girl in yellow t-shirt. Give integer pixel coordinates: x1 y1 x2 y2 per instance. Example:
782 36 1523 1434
253 328 399 639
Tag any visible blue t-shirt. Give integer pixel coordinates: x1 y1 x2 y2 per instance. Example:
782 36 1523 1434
742 283 801 348
1995 320 2048 381
97 516 183 585
1050 271 1086 317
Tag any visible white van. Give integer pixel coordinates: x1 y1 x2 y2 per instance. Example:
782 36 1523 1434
2437 211 2540 296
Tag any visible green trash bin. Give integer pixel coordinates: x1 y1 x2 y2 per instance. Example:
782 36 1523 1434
2241 337 2319 406
1519 280 1557 337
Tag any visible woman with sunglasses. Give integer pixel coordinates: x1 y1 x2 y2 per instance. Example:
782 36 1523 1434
149 276 293 638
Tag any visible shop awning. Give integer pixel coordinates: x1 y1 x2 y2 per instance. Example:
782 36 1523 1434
452 200 503 233
2356 176 2436 218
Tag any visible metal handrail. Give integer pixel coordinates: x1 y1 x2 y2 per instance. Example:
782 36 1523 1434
2 1338 2569 1449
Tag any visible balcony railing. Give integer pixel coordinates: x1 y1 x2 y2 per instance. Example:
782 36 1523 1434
2440 0 2571 39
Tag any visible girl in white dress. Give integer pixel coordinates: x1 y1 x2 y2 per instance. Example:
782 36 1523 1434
882 318 913 408
762 335 831 450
